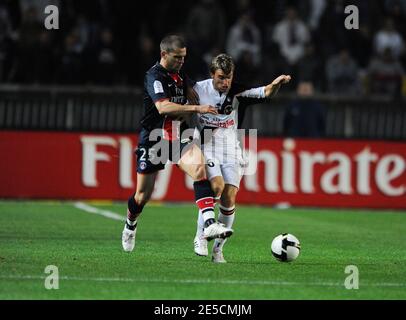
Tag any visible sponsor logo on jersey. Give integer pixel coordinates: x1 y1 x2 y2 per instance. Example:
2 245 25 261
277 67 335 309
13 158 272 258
199 118 235 128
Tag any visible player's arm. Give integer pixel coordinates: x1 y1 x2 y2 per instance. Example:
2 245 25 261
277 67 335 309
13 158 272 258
186 86 199 105
236 75 291 99
185 75 199 105
147 74 216 116
264 75 291 98
155 99 217 116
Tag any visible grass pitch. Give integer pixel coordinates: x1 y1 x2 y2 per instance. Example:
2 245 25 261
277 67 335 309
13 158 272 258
0 200 405 300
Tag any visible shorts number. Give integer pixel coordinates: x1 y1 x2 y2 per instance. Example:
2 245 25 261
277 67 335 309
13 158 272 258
207 160 215 168
139 148 147 161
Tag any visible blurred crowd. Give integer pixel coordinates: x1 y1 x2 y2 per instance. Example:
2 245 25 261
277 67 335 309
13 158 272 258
0 0 405 97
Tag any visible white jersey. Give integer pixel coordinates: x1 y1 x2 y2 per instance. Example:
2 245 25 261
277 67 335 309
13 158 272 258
193 79 265 165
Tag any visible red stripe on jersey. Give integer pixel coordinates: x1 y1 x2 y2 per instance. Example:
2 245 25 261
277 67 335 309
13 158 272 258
169 73 183 86
162 116 179 141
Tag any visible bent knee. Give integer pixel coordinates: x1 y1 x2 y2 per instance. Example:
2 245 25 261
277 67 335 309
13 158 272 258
221 197 236 208
211 180 225 197
221 187 238 207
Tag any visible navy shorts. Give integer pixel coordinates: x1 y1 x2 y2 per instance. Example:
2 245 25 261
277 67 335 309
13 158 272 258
136 128 195 174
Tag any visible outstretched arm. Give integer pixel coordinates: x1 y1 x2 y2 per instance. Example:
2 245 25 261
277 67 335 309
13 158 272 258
155 99 218 116
237 75 292 99
264 75 291 98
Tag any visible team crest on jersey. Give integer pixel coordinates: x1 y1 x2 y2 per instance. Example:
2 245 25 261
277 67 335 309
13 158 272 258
223 105 233 115
139 161 147 170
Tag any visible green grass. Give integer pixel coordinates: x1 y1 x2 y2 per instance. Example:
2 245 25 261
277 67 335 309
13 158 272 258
0 200 405 300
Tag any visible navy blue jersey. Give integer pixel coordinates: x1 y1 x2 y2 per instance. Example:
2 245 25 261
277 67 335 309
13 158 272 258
141 63 188 136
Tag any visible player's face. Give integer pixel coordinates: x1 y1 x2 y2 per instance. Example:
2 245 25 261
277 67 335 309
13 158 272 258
211 69 233 93
162 47 186 73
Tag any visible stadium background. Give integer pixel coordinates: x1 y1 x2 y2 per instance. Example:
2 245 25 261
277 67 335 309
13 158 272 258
0 0 404 208
0 0 406 301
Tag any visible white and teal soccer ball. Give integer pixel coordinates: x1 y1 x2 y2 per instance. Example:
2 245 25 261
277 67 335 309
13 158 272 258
271 233 301 262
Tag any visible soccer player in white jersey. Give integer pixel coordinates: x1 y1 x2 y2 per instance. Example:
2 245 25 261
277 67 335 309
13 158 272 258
192 54 291 263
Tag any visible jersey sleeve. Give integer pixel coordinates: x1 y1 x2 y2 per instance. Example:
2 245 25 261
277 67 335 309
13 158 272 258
145 72 171 103
233 82 269 109
234 84 270 128
238 86 266 99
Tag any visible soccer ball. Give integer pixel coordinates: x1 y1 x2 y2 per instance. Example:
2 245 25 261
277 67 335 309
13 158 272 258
271 233 301 262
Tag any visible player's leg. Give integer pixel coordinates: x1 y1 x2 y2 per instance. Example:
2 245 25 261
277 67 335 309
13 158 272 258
194 174 225 256
219 184 238 233
122 140 165 252
198 175 225 234
212 184 238 263
122 172 158 252
212 164 241 263
178 143 233 241
126 172 158 229
210 176 225 200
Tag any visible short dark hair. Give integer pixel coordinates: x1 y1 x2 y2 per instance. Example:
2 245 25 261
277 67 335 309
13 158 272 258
210 54 235 75
160 35 186 53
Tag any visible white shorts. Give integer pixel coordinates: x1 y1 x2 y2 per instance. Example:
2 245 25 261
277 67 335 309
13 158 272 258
206 160 245 189
202 133 247 188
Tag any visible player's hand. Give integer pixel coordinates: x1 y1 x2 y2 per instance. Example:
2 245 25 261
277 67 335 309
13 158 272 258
265 75 292 98
197 105 218 115
272 75 291 86
186 87 200 105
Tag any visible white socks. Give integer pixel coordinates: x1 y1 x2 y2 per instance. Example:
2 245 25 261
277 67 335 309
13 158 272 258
126 218 137 226
213 205 235 252
197 204 236 253
197 211 205 238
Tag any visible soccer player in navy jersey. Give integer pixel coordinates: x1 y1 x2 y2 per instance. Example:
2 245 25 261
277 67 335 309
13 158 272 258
122 35 234 252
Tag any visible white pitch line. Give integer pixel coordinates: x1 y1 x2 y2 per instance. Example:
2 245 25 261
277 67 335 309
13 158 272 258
1 275 406 288
73 202 125 222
